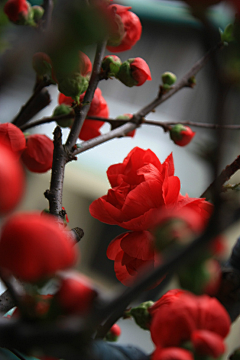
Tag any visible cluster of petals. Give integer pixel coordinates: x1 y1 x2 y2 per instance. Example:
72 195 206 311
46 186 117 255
59 87 109 141
90 147 212 285
0 212 77 283
0 123 26 155
149 290 230 358
107 4 142 52
21 134 54 173
4 0 29 22
0 143 25 215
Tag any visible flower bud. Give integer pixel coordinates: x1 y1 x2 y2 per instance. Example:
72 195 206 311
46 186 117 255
0 212 77 282
129 301 154 330
117 58 151 87
169 124 195 146
21 134 54 173
4 0 29 23
57 73 89 103
32 5 44 22
0 143 25 215
0 123 26 154
105 324 121 342
32 52 52 78
53 105 74 128
101 55 122 77
161 71 177 86
55 272 98 315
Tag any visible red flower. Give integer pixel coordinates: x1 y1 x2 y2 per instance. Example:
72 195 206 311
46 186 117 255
4 0 29 22
150 290 230 349
0 212 77 282
191 330 225 358
89 147 212 231
107 5 142 52
56 272 97 314
152 347 194 360
107 230 158 286
0 143 25 215
0 123 26 154
59 88 109 141
110 324 121 337
130 58 152 86
170 124 195 147
21 134 54 173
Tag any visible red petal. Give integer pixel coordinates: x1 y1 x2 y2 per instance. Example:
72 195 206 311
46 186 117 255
120 231 154 260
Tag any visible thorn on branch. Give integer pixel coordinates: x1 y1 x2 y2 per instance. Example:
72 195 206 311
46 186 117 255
71 227 84 243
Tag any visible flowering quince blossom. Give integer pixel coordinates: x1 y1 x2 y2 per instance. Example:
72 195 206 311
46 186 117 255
90 147 212 285
0 123 26 154
169 124 195 147
21 134 54 173
117 58 152 87
4 0 29 22
0 143 25 215
107 5 142 53
149 290 230 358
59 87 109 141
0 212 78 283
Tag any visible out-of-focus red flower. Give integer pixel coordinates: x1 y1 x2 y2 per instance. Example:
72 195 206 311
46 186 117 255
107 230 158 286
4 0 29 22
130 58 152 86
55 272 97 314
0 212 77 282
90 147 212 231
191 329 225 358
170 124 195 147
0 143 25 215
21 134 54 173
107 5 142 52
150 290 230 350
0 123 26 154
59 88 109 141
152 347 194 360
79 51 92 76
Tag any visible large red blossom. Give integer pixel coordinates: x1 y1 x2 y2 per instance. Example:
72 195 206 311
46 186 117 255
89 147 212 231
0 212 78 282
150 290 230 354
107 5 142 52
4 0 29 22
0 123 26 154
0 143 25 215
59 88 109 141
152 347 194 360
21 134 54 173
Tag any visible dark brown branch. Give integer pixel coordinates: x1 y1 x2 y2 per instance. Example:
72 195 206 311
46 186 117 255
41 0 54 31
201 155 240 199
19 113 73 132
44 126 69 216
65 40 107 151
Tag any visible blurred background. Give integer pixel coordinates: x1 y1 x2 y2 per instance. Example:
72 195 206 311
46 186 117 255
1 0 240 357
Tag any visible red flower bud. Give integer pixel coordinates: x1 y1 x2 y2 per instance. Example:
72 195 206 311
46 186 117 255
169 124 195 146
191 330 225 358
21 134 54 173
107 5 142 52
0 143 25 215
79 51 92 76
105 324 121 341
56 272 97 314
0 212 78 282
117 58 151 87
4 0 29 22
152 347 194 360
0 123 26 154
130 58 152 86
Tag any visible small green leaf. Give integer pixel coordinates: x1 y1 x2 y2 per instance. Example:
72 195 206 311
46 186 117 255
220 23 234 43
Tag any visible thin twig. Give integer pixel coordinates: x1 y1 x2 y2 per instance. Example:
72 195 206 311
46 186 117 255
65 40 107 150
19 113 73 132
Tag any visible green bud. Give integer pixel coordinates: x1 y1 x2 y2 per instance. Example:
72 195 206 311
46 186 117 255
116 61 138 87
32 5 44 22
220 23 234 43
57 73 89 103
53 105 74 128
129 301 154 330
161 71 177 86
102 56 122 77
